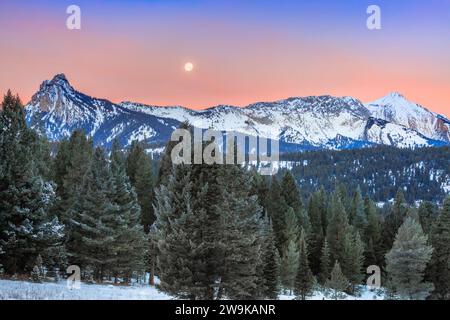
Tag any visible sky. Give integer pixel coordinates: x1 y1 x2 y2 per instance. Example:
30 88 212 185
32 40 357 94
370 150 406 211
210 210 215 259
0 0 449 116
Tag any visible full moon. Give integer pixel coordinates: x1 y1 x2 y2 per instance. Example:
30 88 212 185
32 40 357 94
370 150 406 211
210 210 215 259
184 62 194 72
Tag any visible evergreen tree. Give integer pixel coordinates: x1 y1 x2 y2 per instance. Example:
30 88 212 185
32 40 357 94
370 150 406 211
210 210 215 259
349 186 367 232
418 201 437 237
52 129 93 226
110 140 147 282
0 91 66 274
381 189 408 259
364 196 382 266
345 232 365 294
280 239 299 294
31 255 45 283
385 216 434 300
126 140 154 232
266 177 289 253
217 165 264 299
154 136 265 299
260 217 279 299
325 261 349 300
319 239 331 285
326 190 350 268
283 207 299 251
280 171 303 218
250 170 270 214
295 229 314 300
307 188 327 274
68 148 117 282
428 197 450 299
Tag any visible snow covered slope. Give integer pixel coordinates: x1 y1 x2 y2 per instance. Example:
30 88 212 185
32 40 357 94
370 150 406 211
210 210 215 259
25 74 449 151
365 92 450 142
120 95 445 149
25 74 180 149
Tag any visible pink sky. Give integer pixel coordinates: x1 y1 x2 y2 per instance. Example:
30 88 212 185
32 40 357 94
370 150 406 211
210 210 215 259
0 0 449 116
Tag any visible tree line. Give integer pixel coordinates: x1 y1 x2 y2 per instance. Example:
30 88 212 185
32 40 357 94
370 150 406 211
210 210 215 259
1 91 450 300
282 145 450 204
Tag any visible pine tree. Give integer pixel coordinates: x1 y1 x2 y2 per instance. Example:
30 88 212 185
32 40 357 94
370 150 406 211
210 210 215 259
217 165 264 299
68 147 117 282
381 189 408 259
31 255 45 283
154 136 266 299
283 207 299 251
295 229 314 300
418 201 437 237
307 189 326 274
349 186 367 232
267 177 289 253
0 91 66 275
345 232 365 294
326 190 350 268
279 206 300 294
385 216 434 300
126 140 154 233
249 170 270 214
260 217 279 299
319 239 331 285
364 196 382 266
428 197 450 299
110 140 147 282
51 130 93 226
280 239 299 295
280 171 303 218
325 261 349 300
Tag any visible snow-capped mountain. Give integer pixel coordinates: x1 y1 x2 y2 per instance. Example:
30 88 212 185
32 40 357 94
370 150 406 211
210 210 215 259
25 74 180 149
25 74 449 152
365 92 450 142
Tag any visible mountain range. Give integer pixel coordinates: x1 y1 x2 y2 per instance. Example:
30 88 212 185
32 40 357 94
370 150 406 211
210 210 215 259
24 74 450 153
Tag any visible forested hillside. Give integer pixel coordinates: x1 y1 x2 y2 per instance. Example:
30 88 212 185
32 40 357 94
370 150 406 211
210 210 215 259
282 146 450 203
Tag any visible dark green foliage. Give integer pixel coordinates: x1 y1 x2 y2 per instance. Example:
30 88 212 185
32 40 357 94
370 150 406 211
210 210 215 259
326 190 350 268
345 232 365 293
307 189 327 274
349 186 367 231
319 239 331 284
0 91 66 275
428 197 450 299
282 146 450 203
154 139 264 299
295 229 314 300
280 171 303 218
325 261 348 300
110 141 147 281
126 140 155 232
52 129 93 225
418 201 437 237
260 217 279 299
364 196 383 266
381 190 408 260
68 148 117 281
385 216 434 300
266 177 289 252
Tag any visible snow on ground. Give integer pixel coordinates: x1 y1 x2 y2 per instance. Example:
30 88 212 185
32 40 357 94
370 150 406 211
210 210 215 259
279 286 384 300
0 279 171 300
0 279 384 300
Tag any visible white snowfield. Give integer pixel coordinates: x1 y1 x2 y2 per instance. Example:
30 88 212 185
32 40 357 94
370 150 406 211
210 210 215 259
0 279 383 300
0 279 171 300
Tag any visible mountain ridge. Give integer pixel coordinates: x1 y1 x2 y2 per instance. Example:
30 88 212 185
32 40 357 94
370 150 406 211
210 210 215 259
24 74 450 152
